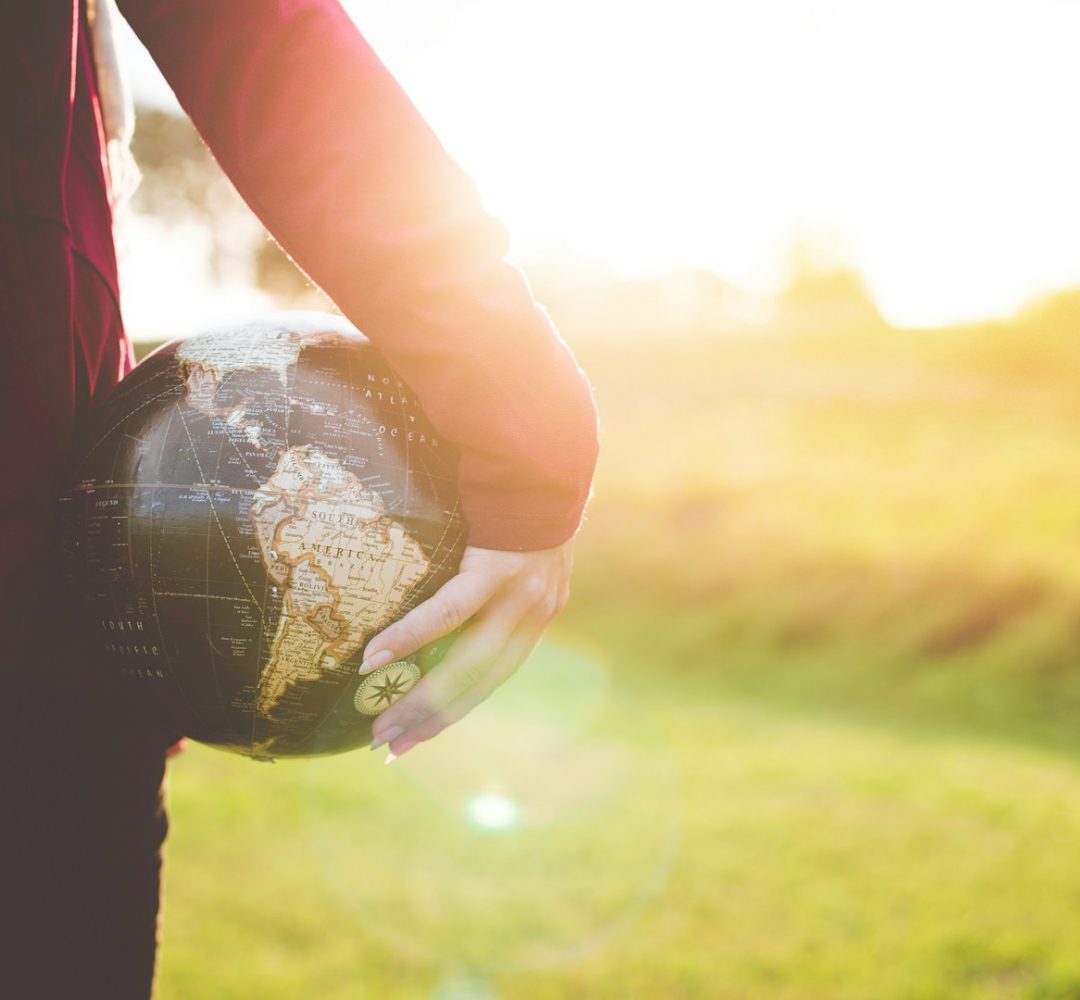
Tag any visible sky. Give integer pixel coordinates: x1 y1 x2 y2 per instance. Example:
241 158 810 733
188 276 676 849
120 0 1080 330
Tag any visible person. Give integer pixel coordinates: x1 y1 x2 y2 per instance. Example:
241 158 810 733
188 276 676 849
0 1 599 996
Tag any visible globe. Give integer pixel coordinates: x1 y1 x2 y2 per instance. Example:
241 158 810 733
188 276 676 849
60 312 468 760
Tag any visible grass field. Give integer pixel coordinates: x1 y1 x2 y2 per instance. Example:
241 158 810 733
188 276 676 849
160 682 1080 999
146 295 1080 998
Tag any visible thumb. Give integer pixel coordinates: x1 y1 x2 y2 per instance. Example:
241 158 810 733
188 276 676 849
359 570 496 674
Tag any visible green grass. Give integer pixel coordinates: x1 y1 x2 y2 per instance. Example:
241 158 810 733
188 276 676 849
158 657 1080 999
149 301 1080 997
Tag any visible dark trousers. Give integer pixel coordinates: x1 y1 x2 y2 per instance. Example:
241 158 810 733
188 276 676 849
1 217 169 998
0 666 171 1000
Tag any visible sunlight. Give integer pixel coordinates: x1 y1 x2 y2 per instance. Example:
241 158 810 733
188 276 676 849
119 0 1080 329
345 0 1080 327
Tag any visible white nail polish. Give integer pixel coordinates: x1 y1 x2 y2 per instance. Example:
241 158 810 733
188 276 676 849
359 649 393 675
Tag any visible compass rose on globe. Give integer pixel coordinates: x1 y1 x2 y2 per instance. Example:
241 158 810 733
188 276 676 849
354 661 422 716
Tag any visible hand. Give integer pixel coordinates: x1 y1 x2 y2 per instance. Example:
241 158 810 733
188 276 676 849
360 539 576 759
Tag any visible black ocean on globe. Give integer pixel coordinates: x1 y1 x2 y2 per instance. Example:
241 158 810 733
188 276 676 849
60 312 468 760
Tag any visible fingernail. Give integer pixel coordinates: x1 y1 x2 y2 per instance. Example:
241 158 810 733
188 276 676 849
359 649 394 675
385 738 418 764
372 725 404 748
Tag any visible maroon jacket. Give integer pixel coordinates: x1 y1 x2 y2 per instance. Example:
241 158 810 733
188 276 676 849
1 1 599 635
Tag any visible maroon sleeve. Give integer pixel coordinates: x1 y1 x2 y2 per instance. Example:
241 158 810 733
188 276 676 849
117 0 599 550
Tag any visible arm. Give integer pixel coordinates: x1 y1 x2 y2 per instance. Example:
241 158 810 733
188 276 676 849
118 0 600 753
118 0 598 551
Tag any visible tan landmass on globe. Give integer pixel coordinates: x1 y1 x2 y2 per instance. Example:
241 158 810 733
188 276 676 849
178 327 306 387
177 328 311 446
179 360 265 445
249 446 430 715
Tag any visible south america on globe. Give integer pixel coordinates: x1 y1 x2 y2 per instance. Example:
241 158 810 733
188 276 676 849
60 312 468 760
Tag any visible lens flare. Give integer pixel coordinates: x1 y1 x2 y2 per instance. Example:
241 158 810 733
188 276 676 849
466 793 519 830
300 638 682 974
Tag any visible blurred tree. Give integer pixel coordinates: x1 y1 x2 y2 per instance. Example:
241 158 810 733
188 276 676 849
130 106 327 306
127 109 886 342
774 239 885 335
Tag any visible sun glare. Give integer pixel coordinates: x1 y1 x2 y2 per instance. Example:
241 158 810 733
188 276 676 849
347 0 1080 327
121 0 1080 330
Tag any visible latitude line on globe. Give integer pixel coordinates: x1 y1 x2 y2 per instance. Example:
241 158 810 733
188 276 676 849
81 378 183 462
202 422 230 708
408 439 464 615
246 333 273 755
252 352 294 754
141 403 192 713
174 399 264 621
144 478 201 722
70 482 259 496
173 399 233 710
151 591 258 601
